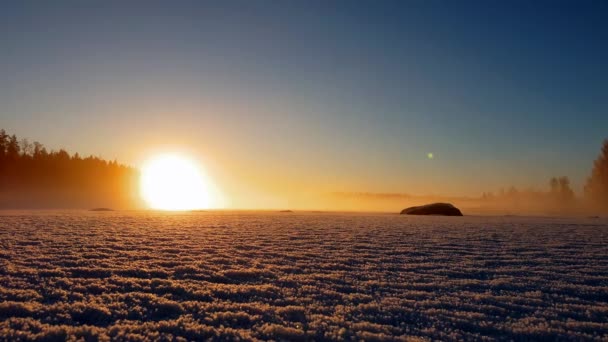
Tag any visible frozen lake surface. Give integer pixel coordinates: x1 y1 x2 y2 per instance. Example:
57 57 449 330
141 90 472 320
1 212 607 341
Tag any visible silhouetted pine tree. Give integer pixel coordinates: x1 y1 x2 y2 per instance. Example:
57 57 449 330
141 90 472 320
0 130 7 160
584 139 608 212
6 135 19 160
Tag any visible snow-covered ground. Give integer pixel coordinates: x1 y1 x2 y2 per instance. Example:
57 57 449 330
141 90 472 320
1 212 607 341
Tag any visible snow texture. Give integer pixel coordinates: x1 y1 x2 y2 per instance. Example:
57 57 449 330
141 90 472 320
1 212 607 341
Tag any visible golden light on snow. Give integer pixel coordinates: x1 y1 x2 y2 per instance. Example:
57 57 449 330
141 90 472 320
140 154 220 210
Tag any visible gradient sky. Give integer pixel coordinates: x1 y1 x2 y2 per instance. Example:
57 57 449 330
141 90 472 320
1 1 607 207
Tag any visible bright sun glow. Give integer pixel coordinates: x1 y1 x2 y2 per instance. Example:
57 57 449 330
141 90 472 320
140 154 216 211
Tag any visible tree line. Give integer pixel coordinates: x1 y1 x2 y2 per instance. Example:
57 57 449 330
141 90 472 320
0 129 142 209
482 140 608 214
1 128 607 213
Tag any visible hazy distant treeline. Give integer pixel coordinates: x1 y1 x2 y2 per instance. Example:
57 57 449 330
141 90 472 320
491 139 608 214
334 140 608 215
0 129 142 209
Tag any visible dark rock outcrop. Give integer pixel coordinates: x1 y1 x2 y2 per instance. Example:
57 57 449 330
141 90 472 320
400 203 463 216
89 208 113 212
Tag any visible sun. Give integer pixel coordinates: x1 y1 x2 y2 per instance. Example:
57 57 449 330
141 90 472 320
140 154 216 211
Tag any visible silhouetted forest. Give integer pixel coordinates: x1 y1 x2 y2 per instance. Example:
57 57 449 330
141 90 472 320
0 129 141 209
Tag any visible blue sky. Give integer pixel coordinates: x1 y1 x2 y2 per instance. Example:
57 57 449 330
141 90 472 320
1 1 607 198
